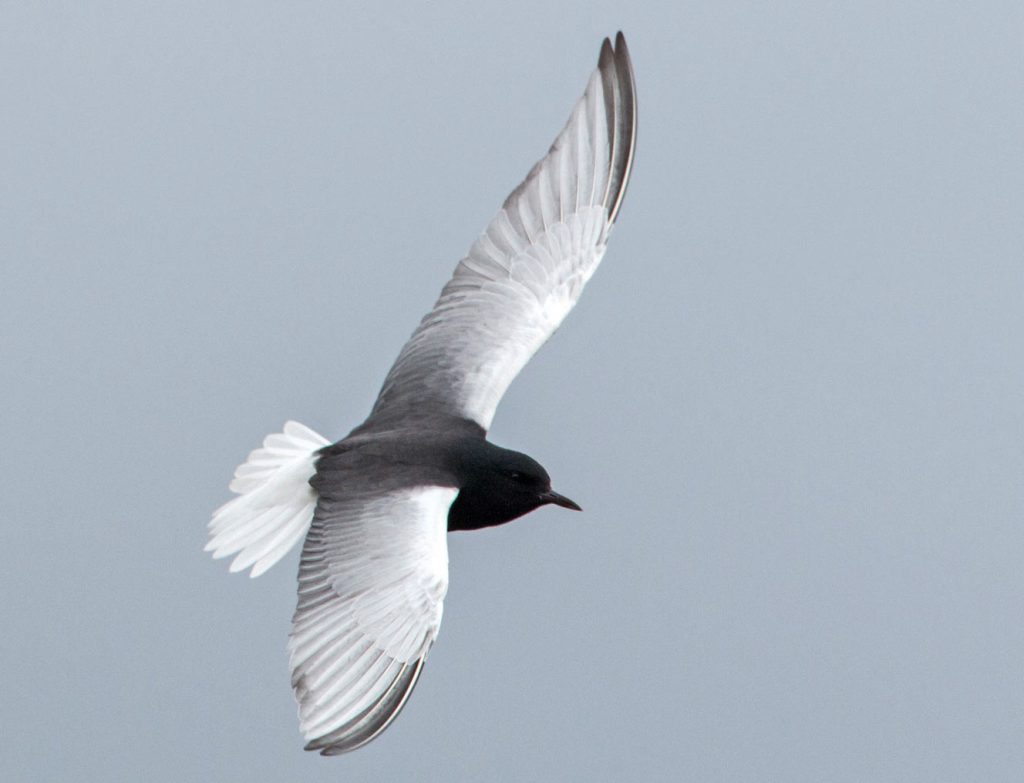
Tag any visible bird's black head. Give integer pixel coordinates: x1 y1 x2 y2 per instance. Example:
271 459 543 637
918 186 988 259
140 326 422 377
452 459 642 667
448 443 581 532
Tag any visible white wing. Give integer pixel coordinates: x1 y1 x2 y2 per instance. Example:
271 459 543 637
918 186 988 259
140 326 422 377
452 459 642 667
289 484 458 755
368 33 636 432
206 421 329 577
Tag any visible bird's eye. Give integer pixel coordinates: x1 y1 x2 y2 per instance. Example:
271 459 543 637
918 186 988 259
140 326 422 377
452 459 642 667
509 471 523 481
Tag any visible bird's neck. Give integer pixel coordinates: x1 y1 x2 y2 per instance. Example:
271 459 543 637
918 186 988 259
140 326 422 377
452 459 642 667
447 480 542 531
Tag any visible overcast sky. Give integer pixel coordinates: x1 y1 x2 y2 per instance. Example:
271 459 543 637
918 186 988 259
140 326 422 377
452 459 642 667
3 2 1023 781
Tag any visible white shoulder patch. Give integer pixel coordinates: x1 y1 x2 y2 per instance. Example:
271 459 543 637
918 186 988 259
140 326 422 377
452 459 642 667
206 421 329 577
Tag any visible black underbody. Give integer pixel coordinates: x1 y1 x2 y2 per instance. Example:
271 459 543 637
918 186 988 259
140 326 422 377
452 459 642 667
313 415 568 532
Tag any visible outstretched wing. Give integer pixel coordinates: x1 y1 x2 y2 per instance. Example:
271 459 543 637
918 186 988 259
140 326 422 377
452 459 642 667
289 481 458 755
368 33 636 432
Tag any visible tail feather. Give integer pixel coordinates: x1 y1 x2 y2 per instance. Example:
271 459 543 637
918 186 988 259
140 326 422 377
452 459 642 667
207 421 329 577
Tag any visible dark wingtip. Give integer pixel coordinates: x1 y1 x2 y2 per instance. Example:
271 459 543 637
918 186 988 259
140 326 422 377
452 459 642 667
596 31 637 226
615 32 632 72
299 658 427 756
598 36 615 71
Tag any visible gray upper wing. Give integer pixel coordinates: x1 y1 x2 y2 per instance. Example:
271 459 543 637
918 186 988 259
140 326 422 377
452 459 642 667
367 34 636 432
289 471 457 755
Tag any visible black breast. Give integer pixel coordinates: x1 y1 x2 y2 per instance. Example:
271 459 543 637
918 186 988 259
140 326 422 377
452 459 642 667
447 479 544 531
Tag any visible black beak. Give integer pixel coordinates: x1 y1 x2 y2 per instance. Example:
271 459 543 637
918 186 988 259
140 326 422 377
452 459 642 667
540 489 582 511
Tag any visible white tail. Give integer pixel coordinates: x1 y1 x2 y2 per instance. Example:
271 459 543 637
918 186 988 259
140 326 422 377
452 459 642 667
207 421 330 577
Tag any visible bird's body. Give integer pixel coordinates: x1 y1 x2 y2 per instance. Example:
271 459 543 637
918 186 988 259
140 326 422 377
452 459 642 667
208 33 636 755
318 415 577 533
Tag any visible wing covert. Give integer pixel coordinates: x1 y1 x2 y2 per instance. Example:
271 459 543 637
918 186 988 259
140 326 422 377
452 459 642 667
289 483 458 755
368 33 636 432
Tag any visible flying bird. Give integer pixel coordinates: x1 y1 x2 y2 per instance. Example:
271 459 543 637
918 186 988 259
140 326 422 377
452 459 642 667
207 32 636 755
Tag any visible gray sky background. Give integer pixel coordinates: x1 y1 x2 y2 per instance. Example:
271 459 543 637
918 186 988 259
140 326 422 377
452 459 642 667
3 2 1023 781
